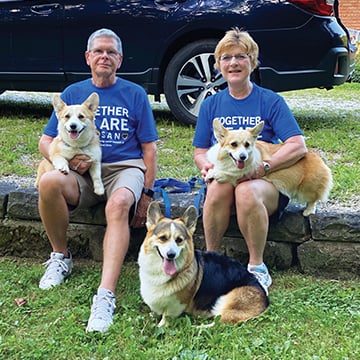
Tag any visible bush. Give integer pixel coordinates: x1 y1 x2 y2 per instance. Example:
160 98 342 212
352 50 360 82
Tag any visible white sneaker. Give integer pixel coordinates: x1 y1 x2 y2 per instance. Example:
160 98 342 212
86 288 116 333
39 251 73 290
248 263 272 295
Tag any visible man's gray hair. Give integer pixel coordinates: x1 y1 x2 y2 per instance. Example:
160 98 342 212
87 28 123 55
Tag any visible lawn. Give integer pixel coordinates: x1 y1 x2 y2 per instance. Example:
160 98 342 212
0 84 359 359
1 257 359 360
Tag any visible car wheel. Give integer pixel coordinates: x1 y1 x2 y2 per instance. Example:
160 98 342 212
164 39 227 126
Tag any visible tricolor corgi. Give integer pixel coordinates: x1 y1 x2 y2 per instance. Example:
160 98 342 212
138 201 269 327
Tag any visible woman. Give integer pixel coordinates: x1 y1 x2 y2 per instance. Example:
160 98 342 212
192 28 307 294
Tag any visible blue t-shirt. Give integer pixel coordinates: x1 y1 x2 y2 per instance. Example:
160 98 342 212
192 83 302 148
44 77 158 163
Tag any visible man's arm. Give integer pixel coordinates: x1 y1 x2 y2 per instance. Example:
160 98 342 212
142 141 158 189
38 134 54 161
38 134 91 174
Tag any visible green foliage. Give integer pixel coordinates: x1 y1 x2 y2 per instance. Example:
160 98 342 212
1 258 359 359
0 99 50 176
154 110 199 180
281 84 360 206
352 51 360 83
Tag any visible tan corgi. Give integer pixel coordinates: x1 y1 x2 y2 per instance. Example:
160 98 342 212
206 119 333 216
35 92 104 195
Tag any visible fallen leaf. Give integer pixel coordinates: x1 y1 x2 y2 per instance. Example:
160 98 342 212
15 298 27 307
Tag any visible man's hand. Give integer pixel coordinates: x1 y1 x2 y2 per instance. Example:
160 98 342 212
131 194 152 228
69 154 92 175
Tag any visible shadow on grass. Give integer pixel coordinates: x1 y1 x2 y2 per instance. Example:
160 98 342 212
0 100 179 123
0 100 53 118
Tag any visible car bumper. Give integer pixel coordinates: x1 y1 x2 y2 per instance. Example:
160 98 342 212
259 46 353 91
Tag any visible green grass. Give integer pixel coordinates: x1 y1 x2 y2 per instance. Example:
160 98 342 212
0 85 359 358
1 257 359 359
1 83 359 206
281 84 360 206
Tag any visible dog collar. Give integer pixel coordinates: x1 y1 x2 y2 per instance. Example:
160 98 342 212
62 141 88 151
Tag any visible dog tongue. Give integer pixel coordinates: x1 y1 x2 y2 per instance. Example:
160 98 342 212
236 160 245 169
163 259 177 276
70 131 79 140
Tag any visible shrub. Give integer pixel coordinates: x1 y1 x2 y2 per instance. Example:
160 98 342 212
352 49 360 82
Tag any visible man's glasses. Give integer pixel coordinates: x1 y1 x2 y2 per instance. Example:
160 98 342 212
89 48 120 58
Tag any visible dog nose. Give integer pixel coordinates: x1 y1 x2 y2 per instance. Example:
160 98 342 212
240 153 247 161
70 123 77 130
166 250 176 259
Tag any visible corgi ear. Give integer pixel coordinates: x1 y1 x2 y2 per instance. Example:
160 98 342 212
213 119 228 145
250 121 265 139
181 205 198 235
53 94 66 114
83 92 99 112
146 201 164 228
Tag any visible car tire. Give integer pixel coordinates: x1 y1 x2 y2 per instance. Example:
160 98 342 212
163 39 227 126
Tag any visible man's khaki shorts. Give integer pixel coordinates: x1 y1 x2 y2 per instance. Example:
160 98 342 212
71 159 146 216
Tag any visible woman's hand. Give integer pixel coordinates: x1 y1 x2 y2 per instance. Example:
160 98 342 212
236 162 266 184
200 162 214 180
194 147 214 181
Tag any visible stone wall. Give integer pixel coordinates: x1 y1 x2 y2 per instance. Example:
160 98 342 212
0 181 359 279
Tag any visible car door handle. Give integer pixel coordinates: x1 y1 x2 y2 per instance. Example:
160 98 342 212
31 3 61 15
154 0 186 5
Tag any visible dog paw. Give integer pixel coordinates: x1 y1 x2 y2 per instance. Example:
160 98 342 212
57 165 70 175
94 187 105 196
52 159 70 175
205 169 215 183
157 316 168 327
303 204 316 216
93 181 105 195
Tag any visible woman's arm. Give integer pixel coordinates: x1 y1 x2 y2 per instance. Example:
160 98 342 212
194 147 214 179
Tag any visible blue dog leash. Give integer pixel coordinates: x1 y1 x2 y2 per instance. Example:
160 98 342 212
188 177 206 218
153 177 206 218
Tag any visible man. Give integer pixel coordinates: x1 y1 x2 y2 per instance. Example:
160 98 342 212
37 28 158 332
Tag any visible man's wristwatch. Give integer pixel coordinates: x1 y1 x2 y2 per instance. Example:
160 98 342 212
263 161 271 174
142 188 154 198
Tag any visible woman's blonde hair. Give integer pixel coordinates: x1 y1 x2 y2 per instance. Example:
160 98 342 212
214 27 259 71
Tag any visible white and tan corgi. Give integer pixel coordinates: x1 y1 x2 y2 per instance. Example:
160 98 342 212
206 119 333 216
35 92 104 195
138 201 269 327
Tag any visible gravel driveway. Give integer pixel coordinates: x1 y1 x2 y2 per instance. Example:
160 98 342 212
2 89 360 112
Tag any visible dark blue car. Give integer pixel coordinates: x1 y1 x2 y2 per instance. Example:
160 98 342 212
0 0 356 125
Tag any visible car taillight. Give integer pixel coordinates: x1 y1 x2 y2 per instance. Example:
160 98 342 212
288 0 333 16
